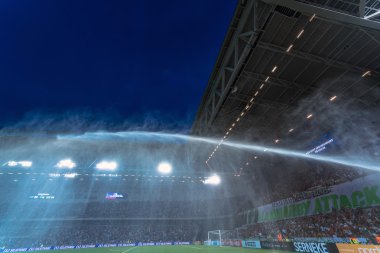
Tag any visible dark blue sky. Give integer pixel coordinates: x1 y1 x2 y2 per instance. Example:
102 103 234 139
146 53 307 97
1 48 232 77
0 0 236 130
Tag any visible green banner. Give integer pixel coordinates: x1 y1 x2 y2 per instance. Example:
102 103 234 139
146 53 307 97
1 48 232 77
256 174 380 223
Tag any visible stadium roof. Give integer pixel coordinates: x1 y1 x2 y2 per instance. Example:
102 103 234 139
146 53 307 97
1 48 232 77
192 0 380 164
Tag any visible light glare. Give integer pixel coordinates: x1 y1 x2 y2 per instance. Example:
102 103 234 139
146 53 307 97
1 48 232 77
362 70 371 77
19 161 32 167
95 161 117 171
64 173 77 178
7 161 18 167
7 161 32 167
56 159 76 169
204 174 221 185
157 162 172 174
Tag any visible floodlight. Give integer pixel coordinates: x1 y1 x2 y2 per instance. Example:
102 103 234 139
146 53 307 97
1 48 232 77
204 174 221 185
63 173 77 178
56 159 76 169
157 162 172 174
7 161 18 167
18 161 32 167
95 161 117 171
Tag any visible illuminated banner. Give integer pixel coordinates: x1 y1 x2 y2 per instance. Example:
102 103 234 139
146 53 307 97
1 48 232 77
29 193 55 199
293 237 369 244
306 138 334 155
259 241 339 253
293 242 339 253
256 173 380 222
0 242 191 252
260 241 294 251
105 193 124 199
222 240 242 247
306 132 336 155
336 243 380 253
242 240 261 249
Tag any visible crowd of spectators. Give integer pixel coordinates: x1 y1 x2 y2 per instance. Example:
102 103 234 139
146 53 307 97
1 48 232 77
239 207 380 243
2 206 379 248
0 198 241 221
0 223 199 248
250 166 368 209
0 165 375 249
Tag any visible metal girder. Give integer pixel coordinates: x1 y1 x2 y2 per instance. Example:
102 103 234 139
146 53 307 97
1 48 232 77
365 10 380 20
192 0 266 135
192 0 380 137
359 0 366 18
229 93 298 110
257 41 380 77
261 0 380 29
242 70 316 92
365 1 380 19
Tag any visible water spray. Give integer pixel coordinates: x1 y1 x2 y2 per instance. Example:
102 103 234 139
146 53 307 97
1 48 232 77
57 131 380 171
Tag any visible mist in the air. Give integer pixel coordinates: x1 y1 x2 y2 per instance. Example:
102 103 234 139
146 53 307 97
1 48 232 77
0 76 380 246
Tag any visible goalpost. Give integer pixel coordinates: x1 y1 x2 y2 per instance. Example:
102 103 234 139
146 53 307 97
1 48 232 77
206 230 233 246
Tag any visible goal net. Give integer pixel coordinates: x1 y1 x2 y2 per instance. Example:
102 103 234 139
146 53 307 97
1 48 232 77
206 230 238 246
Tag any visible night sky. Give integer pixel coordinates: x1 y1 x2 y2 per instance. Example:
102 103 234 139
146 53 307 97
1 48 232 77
0 0 236 130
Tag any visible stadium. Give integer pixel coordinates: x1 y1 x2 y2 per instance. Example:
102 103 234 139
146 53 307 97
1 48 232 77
1 0 380 253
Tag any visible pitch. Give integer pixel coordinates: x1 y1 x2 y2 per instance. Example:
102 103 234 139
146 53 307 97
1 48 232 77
24 246 293 253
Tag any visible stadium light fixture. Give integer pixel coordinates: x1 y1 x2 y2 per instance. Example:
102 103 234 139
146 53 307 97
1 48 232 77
286 44 293 53
19 161 32 167
56 159 76 169
204 174 221 185
157 162 172 174
63 173 77 178
297 29 304 39
309 14 316 22
7 160 32 168
362 70 371 77
7 161 18 167
95 161 117 171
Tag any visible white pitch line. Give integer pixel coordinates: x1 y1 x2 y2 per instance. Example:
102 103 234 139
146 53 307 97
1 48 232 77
183 245 203 250
121 247 137 253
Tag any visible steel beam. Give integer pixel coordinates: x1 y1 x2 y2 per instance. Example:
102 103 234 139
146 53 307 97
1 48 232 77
242 70 317 92
261 0 380 29
192 0 267 135
257 41 380 77
359 0 366 18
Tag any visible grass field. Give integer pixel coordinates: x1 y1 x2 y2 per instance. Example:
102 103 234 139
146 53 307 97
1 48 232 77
25 245 294 253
